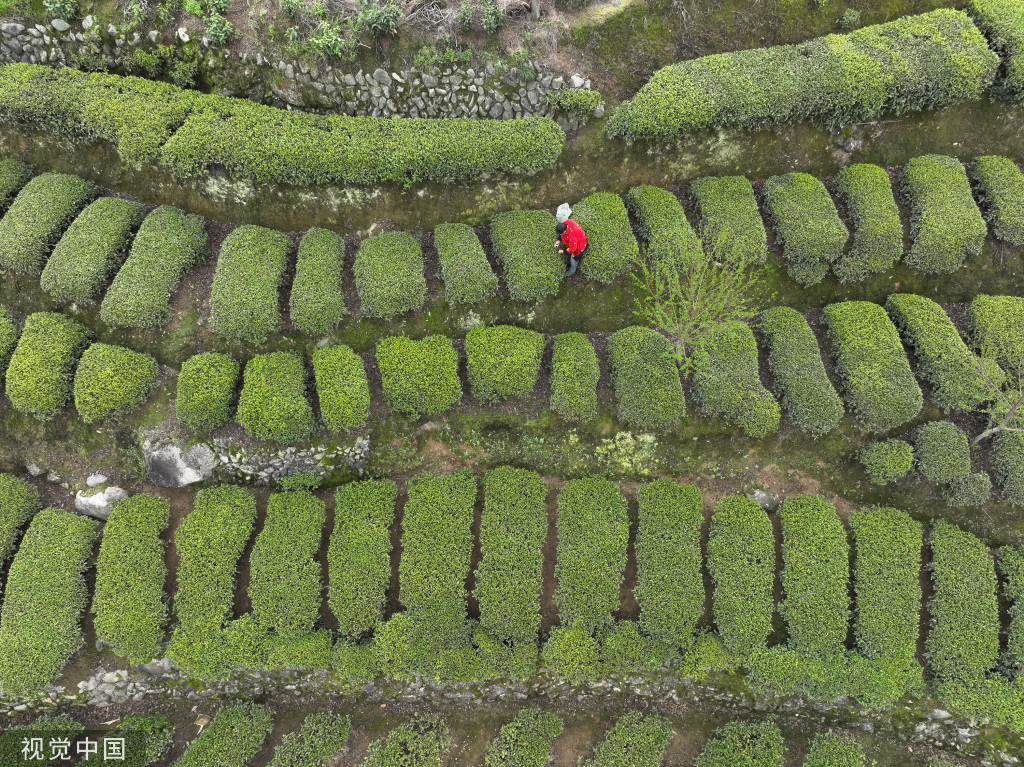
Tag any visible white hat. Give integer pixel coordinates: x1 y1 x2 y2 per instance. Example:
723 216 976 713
556 203 572 223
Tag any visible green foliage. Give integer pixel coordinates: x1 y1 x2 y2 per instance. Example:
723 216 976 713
93 495 169 664
249 491 325 638
0 508 97 696
73 342 158 423
599 619 669 674
81 713 175 767
606 10 999 141
0 306 19 380
858 439 914 485
0 172 97 275
433 223 498 305
968 0 1024 104
0 715 83 763
210 225 291 344
101 205 207 329
546 88 604 124
762 173 848 286
204 11 234 44
969 294 1024 378
329 480 395 639
289 227 347 334
466 324 545 402
490 209 562 302
901 155 987 274
943 472 992 507
707 495 774 658
541 624 599 682
694 721 785 767
635 479 703 648
580 712 673 767
0 157 32 213
175 703 273 767
971 155 1024 245
607 326 686 431
312 344 369 431
361 715 452 767
549 332 598 422
691 320 780 437
354 231 426 320
803 732 866 767
690 176 766 264
376 335 462 417
822 300 923 432
555 477 628 633
625 185 703 273
915 421 972 483
759 306 843 436
5 311 90 420
0 474 39 567
236 352 316 443
993 431 1024 505
268 712 351 767
570 192 639 283
999 546 1024 673
40 197 146 304
484 709 563 767
176 352 239 432
833 163 902 282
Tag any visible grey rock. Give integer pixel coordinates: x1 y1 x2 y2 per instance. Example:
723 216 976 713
81 15 93 29
145 442 217 488
108 24 117 34
177 27 189 42
748 488 781 511
86 473 108 487
343 73 356 86
27 26 41 36
75 486 128 521
147 30 158 42
372 68 391 85
838 134 863 152
594 104 605 118
285 63 295 79
46 471 60 482
552 76 564 89
422 73 438 88
570 74 585 88
1 23 25 34
26 463 44 476
50 19 69 31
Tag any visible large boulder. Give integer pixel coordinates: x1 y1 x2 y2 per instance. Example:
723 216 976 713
144 441 217 488
75 486 128 521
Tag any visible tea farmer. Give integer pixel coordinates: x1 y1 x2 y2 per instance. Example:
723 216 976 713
555 203 588 275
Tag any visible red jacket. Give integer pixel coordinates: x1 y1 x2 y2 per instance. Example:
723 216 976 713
561 219 587 257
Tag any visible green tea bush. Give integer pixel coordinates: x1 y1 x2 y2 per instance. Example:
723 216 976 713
927 520 1000 682
759 306 843 436
546 88 604 124
0 508 97 696
901 155 987 274
484 709 563 767
82 712 174 767
599 619 669 675
0 474 39 566
886 293 1003 412
943 472 992 507
822 300 923 432
354 231 426 320
857 439 914 485
0 173 97 274
433 223 498 304
466 325 545 402
236 352 316 443
971 155 1024 245
268 712 351 767
478 467 547 646
833 164 903 282
570 192 639 283
174 703 274 767
707 494 774 658
312 344 369 431
803 732 866 767
0 158 32 213
541 624 599 682
555 477 628 633
778 495 849 656
635 479 704 649
579 712 673 767
762 173 848 286
92 495 169 664
969 294 1024 378
361 715 452 767
607 326 686 431
40 197 146 304
914 421 972 483
5 311 89 420
694 721 785 767
100 205 207 329
999 546 1024 673
605 10 998 141
0 306 19 380
376 335 462 416
993 431 1024 505
0 715 83 762
691 320 780 437
290 227 347 334
490 209 562 302
175 352 239 432
690 175 767 264
210 225 291 344
73 342 159 423
329 480 396 639
968 0 1024 104
625 185 703 272
549 332 599 422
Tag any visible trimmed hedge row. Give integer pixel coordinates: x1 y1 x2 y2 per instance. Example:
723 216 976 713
971 156 1024 245
268 712 351 767
0 306 18 381
236 352 315 443
691 320 780 438
605 10 998 141
210 225 291 344
762 173 848 286
901 155 987 275
361 715 452 767
0 157 31 213
822 301 923 432
100 205 207 329
6 311 89 420
969 293 1024 379
0 172 97 275
758 307 843 436
249 491 326 639
555 477 629 633
943 472 992 507
549 332 598 422
915 421 971 483
635 479 703 649
690 176 766 264
886 293 1003 412
803 733 866 767
376 335 462 416
290 227 347 335
490 209 562 302
312 344 369 431
993 431 1024 505
466 325 545 402
40 197 146 304
694 721 785 767
833 164 903 282
0 507 97 696
625 185 703 272
433 223 498 305
0 473 39 567
707 495 774 659
354 231 426 320
968 0 1024 104
484 709 563 767
570 192 639 283
329 480 396 639
73 342 158 423
1000 546 1024 674
607 326 686 431
580 712 673 767
858 439 913 485
92 495 169 665
477 467 547 647
174 703 274 767
176 352 239 432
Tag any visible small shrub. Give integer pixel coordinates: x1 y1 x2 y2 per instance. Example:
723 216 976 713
175 703 273 767
5 311 90 420
694 721 785 767
354 231 426 320
803 732 866 767
546 88 604 124
175 352 239 432
580 712 673 767
376 335 462 416
268 712 351 767
0 474 40 567
0 306 19 380
466 325 545 402
236 352 316 443
549 331 598 422
541 624 599 682
312 344 369 431
858 439 914 485
0 158 32 213
361 715 452 767
289 227 347 335
690 175 767 264
943 472 992 507
971 155 1024 245
73 342 159 423
433 223 498 305
607 326 686 431
625 185 703 273
915 421 971 483
968 0 1024 105
834 163 903 282
969 294 1024 378
490 209 562 302
484 709 563 767
993 431 1024 505
570 192 639 283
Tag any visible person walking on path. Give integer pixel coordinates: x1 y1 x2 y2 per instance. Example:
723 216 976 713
556 218 588 275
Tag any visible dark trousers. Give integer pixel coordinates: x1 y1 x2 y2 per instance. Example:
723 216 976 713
566 244 587 273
